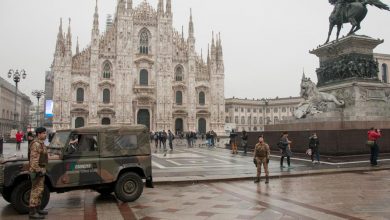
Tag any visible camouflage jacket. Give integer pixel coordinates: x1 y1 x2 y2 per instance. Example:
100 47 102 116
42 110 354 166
254 142 270 159
29 139 48 173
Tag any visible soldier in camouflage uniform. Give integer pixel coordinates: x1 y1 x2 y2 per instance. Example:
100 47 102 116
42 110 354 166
29 127 49 219
253 135 270 184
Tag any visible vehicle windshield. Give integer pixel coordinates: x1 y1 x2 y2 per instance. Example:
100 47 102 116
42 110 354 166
49 131 70 149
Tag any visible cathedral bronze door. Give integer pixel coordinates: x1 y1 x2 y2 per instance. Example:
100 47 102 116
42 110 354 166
198 118 206 134
137 109 150 130
175 118 183 134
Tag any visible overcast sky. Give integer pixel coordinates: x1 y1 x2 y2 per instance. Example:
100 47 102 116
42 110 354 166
1 0 390 104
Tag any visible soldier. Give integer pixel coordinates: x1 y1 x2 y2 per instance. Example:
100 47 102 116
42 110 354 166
253 135 270 184
28 127 49 219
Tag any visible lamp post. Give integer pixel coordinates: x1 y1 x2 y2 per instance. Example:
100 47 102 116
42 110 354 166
8 69 27 129
31 90 45 127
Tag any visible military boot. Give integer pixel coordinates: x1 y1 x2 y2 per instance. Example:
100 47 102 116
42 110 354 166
29 207 44 219
265 176 269 184
254 177 260 183
38 208 48 215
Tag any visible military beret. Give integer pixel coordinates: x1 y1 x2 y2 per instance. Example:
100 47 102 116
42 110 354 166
35 127 47 134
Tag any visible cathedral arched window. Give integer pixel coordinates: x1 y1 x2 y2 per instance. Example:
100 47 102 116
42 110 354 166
175 66 184 81
139 29 149 54
103 89 110 104
176 91 183 105
382 64 388 83
76 88 84 103
103 61 112 79
140 69 148 86
199 92 205 105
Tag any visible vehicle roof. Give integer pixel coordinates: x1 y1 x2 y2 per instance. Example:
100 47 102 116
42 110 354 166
57 125 148 133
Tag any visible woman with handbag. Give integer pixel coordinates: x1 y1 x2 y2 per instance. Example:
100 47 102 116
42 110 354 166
367 128 381 166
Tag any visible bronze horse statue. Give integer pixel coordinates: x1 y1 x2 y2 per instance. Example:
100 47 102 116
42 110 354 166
325 0 389 44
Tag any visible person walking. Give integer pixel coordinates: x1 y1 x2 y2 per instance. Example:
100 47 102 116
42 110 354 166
229 130 238 154
28 127 49 219
168 130 174 151
367 127 381 166
253 135 270 184
153 132 159 153
15 130 24 151
279 132 292 168
309 132 320 164
241 130 248 155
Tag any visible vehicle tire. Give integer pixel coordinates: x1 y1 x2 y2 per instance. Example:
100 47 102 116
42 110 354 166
114 172 143 202
10 180 50 214
2 189 12 203
96 187 114 196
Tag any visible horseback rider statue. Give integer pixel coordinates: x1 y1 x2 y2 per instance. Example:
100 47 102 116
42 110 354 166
325 0 389 44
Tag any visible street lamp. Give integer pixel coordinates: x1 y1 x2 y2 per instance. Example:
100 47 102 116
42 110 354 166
7 69 27 129
31 90 45 127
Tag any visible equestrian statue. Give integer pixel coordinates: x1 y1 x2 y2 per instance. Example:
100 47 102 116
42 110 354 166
325 0 389 44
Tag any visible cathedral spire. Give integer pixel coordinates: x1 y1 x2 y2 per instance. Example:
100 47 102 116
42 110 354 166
55 18 64 56
181 25 184 40
57 18 63 42
158 0 164 15
66 18 72 51
76 36 80 54
166 0 172 16
93 0 99 33
127 0 133 10
211 31 216 59
117 0 126 15
188 8 194 38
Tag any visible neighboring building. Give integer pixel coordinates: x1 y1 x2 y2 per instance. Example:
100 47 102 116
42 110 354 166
0 76 32 136
374 53 390 83
225 97 302 132
52 0 225 135
44 71 54 127
29 104 45 129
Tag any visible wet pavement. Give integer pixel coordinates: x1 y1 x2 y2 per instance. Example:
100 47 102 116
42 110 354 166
1 141 390 219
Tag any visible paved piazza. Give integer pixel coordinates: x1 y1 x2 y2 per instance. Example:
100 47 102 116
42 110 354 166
1 142 390 219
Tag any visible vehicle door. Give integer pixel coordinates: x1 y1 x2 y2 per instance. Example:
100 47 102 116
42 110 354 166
62 132 101 187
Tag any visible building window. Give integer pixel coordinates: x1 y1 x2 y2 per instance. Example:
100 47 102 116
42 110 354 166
266 117 271 125
139 29 149 54
266 108 270 113
225 117 229 123
259 117 263 124
102 117 111 125
253 117 257 124
103 89 110 104
75 117 85 128
140 69 149 86
225 107 229 113
253 108 257 113
282 107 287 113
259 108 263 113
241 108 244 112
199 92 205 105
76 88 84 103
235 116 239 124
254 126 258 131
241 116 245 124
176 91 183 105
247 108 251 113
235 108 238 112
248 116 251 125
102 61 112 79
383 64 388 83
175 66 184 81
274 116 279 123
274 108 278 113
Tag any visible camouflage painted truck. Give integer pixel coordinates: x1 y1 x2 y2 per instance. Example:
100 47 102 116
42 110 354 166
0 125 153 214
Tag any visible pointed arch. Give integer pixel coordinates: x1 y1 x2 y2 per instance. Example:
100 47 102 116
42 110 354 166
175 65 184 81
139 28 151 54
102 60 112 79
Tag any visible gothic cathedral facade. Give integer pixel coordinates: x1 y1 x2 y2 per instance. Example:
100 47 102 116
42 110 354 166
52 0 225 134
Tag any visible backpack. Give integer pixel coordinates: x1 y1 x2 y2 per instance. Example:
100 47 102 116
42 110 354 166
255 144 267 157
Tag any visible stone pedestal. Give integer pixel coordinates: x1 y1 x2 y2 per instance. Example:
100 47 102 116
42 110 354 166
264 35 390 155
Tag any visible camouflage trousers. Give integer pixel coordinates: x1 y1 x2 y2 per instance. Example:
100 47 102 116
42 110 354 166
255 157 269 177
29 175 44 208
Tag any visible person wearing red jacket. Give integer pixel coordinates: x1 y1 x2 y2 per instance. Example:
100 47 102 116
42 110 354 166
368 127 381 166
15 130 24 151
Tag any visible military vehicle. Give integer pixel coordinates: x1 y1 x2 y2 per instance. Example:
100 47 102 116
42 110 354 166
0 125 153 214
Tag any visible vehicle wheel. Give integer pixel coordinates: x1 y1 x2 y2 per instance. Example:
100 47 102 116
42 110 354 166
96 187 114 196
115 172 143 202
10 180 50 214
2 188 12 203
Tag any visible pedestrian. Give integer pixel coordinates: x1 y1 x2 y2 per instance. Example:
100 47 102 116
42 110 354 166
210 130 215 147
15 130 24 151
253 135 270 184
229 130 238 154
367 127 381 166
168 130 174 151
241 130 248 155
279 132 292 168
28 127 49 219
153 132 158 153
309 132 320 164
186 132 191 147
162 130 168 155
